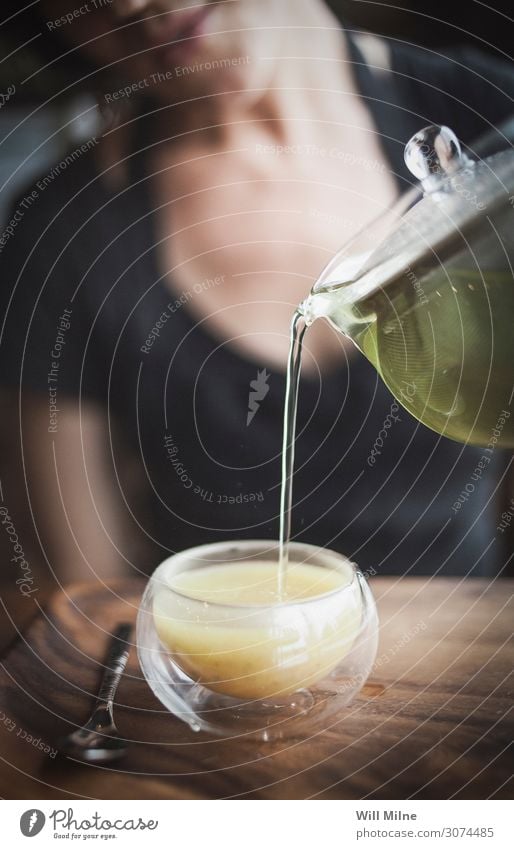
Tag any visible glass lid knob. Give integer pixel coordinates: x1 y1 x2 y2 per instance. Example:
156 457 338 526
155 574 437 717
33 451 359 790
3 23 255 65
404 124 473 191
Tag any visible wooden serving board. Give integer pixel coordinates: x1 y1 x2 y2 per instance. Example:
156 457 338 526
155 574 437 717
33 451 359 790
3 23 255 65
0 576 512 799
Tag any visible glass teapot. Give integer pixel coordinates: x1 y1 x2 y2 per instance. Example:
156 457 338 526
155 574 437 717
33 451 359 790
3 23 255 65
302 124 514 449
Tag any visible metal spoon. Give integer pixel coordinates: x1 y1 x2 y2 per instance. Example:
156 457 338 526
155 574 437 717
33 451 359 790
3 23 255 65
58 623 132 764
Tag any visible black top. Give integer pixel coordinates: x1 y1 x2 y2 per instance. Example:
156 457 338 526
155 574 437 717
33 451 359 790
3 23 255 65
1 33 513 576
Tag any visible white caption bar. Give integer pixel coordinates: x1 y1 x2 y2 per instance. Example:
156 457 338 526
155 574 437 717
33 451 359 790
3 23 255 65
1 799 510 848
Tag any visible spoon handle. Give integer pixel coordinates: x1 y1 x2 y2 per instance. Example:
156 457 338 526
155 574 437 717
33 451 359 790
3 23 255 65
96 623 132 707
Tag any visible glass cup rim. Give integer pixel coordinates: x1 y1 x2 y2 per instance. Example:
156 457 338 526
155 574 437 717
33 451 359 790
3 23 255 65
149 539 361 612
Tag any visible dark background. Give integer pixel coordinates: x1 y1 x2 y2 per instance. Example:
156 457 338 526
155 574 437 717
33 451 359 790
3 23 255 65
0 1 512 101
334 0 513 57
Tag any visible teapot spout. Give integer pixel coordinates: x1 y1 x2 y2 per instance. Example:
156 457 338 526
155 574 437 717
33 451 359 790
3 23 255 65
300 288 373 355
300 291 332 327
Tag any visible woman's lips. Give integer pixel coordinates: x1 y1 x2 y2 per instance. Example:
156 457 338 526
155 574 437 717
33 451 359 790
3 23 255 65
144 4 214 65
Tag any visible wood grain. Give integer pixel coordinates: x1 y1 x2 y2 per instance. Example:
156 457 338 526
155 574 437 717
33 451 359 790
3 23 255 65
0 577 512 800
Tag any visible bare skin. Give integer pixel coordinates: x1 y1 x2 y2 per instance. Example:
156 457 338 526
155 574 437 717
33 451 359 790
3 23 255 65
5 0 397 585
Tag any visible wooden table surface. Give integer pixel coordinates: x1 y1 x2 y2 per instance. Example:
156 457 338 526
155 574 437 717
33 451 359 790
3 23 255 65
0 577 512 800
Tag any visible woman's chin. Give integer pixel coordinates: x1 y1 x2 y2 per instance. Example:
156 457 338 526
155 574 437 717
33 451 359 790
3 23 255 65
145 62 269 106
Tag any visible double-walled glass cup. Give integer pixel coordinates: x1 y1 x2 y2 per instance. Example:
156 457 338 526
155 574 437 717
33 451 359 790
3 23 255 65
137 540 378 740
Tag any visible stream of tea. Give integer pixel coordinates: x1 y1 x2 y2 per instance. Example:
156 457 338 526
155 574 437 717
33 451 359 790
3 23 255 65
277 309 308 596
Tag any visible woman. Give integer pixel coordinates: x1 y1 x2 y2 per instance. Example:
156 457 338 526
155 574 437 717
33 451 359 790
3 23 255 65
1 0 512 586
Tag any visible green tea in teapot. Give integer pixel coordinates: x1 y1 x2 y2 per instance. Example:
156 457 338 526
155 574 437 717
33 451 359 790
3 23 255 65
302 264 514 448
278 262 513 586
